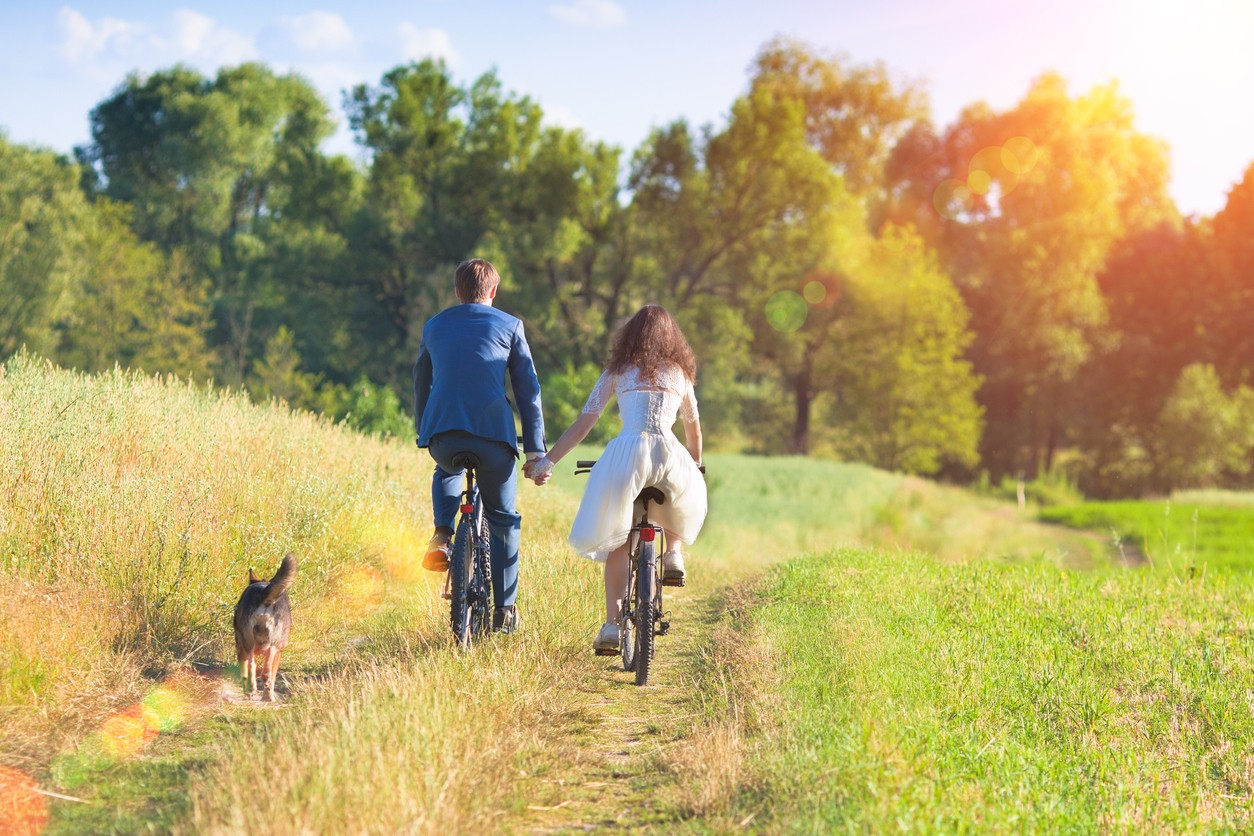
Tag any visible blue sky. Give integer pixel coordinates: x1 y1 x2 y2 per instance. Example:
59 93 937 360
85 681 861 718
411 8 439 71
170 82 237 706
1 0 1250 216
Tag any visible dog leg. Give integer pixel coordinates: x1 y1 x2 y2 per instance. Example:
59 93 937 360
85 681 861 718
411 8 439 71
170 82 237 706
262 647 279 701
237 650 249 692
268 650 282 702
249 652 258 695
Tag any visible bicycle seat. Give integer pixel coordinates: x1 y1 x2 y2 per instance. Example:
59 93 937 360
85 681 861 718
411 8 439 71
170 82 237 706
451 452 481 471
636 487 666 506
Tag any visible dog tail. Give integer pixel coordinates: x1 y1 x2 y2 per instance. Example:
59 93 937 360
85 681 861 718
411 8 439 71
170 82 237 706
262 553 298 605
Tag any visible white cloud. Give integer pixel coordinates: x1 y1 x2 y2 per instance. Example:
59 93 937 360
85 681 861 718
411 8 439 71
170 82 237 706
549 0 626 28
56 7 146 63
55 6 256 72
543 104 584 131
170 10 255 65
272 12 356 54
398 23 458 66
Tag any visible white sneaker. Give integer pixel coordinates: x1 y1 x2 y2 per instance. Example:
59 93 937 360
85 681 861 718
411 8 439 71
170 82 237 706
593 622 619 653
662 550 686 586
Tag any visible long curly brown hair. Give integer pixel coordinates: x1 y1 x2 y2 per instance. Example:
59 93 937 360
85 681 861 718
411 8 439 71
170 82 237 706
606 305 697 383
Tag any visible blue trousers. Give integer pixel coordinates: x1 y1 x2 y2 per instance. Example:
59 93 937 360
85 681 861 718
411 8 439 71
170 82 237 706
427 432 521 608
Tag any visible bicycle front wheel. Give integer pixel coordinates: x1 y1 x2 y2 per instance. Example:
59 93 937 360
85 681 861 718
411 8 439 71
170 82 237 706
449 516 474 646
634 541 656 686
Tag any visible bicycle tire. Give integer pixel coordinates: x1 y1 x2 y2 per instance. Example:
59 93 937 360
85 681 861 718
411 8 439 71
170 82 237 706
470 511 493 637
620 588 637 672
634 540 656 686
449 515 474 646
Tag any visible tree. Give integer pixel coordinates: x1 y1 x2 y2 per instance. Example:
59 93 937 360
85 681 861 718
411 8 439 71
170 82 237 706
78 63 345 383
55 201 214 378
750 36 928 197
1069 221 1218 495
1153 364 1254 490
1211 162 1254 383
827 225 983 474
0 136 86 358
882 74 1178 478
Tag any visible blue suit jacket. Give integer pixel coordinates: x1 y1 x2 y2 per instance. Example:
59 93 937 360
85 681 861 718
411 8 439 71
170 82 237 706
413 303 546 456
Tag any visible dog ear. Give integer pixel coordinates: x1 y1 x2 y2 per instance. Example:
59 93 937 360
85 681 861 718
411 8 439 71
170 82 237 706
249 568 261 585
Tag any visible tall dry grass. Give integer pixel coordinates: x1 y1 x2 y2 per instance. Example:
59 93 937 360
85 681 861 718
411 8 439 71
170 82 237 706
0 353 615 830
0 353 438 757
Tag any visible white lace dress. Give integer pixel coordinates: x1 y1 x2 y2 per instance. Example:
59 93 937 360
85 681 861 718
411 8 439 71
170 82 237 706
568 364 708 561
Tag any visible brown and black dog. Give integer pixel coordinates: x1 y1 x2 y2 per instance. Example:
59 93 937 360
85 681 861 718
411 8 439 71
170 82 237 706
233 553 297 701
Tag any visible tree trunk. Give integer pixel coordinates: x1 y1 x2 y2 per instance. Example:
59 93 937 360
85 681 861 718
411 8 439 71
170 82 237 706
790 363 813 455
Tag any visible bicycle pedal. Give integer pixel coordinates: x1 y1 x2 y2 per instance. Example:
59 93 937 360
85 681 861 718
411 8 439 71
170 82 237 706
661 577 685 587
593 648 618 657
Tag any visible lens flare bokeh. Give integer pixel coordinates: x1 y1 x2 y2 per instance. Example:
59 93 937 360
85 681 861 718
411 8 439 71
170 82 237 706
50 669 207 790
932 136 1039 220
0 765 48 836
765 290 808 333
802 280 828 305
933 179 974 220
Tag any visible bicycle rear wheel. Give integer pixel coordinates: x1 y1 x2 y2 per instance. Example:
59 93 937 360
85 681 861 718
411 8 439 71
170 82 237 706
620 590 637 672
634 541 656 686
469 512 493 637
449 516 474 646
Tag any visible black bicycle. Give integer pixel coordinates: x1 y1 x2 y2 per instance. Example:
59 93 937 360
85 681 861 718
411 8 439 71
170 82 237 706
444 452 492 646
576 459 702 686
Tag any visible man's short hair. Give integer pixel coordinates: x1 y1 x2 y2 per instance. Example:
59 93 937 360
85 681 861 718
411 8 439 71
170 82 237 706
455 259 500 302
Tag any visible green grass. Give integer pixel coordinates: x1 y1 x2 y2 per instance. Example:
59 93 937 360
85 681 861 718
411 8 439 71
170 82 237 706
1040 500 1254 573
729 550 1254 831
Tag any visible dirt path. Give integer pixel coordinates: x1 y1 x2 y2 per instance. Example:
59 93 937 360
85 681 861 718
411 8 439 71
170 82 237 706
517 583 719 833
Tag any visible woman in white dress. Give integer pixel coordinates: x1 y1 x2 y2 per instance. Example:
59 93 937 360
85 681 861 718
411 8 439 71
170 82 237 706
526 305 707 652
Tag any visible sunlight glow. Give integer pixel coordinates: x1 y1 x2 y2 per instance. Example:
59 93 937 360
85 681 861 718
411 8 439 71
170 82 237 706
334 564 385 617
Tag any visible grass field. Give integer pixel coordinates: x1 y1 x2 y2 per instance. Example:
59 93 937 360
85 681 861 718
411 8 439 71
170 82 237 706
4 354 1252 832
1040 499 1254 574
705 550 1254 831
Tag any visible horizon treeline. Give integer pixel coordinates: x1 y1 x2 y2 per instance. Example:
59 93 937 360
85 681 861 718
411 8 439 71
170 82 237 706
2 37 1252 497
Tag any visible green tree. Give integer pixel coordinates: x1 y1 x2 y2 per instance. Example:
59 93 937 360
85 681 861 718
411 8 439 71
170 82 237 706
55 201 214 378
883 74 1178 479
1069 221 1218 496
78 63 346 383
0 136 86 358
750 36 928 196
1153 364 1254 490
827 225 983 474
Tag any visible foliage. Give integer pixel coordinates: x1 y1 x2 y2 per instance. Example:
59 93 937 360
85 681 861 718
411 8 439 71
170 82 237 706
1153 363 1254 490
884 74 1178 479
824 225 983 473
540 362 617 446
1 41 1252 495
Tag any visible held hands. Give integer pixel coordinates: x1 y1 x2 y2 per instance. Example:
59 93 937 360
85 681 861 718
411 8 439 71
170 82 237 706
523 454 555 486
524 453 554 486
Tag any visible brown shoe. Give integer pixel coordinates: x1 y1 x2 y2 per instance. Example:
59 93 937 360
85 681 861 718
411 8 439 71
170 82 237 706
423 531 452 572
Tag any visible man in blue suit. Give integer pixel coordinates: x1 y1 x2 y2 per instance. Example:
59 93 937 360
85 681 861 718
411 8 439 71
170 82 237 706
413 258 547 634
